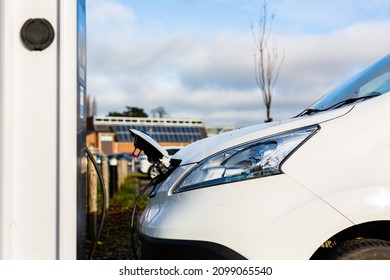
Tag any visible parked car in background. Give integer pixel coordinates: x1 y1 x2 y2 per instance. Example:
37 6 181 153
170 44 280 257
136 146 182 178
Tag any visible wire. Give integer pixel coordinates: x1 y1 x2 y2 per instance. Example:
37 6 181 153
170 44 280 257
130 177 159 260
85 146 107 260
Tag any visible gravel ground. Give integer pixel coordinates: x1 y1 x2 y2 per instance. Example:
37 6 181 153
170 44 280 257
90 204 136 260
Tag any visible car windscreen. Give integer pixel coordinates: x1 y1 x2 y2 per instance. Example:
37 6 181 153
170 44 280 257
300 54 390 115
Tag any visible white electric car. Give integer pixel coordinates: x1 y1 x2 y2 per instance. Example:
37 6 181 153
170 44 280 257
135 53 390 259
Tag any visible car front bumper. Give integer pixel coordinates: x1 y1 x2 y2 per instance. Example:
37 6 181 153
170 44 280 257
139 232 246 260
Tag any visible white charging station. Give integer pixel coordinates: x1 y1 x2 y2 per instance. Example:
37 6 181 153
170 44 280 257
0 0 87 259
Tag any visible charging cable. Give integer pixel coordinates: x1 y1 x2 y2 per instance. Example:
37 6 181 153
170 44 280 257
130 175 165 259
85 146 107 260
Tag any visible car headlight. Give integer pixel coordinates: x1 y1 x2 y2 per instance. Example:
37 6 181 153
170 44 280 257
174 125 318 193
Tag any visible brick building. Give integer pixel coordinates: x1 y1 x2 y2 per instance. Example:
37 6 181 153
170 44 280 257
87 116 207 155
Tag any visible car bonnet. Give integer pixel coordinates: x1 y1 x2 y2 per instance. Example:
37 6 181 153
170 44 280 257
172 106 352 165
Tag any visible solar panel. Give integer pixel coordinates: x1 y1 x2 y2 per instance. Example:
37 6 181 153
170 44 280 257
114 125 204 143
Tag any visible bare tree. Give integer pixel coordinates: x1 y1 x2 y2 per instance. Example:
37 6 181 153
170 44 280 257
151 106 168 118
86 95 98 117
252 0 284 122
92 96 97 116
86 94 91 117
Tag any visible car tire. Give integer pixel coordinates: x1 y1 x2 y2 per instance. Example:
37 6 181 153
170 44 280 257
148 165 160 179
330 238 390 260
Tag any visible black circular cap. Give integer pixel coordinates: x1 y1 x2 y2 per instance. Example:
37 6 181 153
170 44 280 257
20 18 55 51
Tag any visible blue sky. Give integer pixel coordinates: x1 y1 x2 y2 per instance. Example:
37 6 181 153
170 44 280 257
87 0 390 127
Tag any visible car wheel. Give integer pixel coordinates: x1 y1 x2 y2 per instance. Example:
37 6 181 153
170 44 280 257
330 238 390 260
148 165 160 179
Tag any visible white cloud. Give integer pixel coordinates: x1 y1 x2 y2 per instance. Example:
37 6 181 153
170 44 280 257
276 20 390 100
87 0 135 32
87 0 390 128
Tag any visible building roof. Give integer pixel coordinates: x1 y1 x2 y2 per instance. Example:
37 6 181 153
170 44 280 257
92 116 207 143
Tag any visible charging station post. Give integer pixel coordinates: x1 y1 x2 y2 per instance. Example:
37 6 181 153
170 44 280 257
0 0 87 259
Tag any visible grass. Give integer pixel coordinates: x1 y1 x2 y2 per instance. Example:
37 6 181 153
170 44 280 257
90 172 151 260
110 172 149 210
